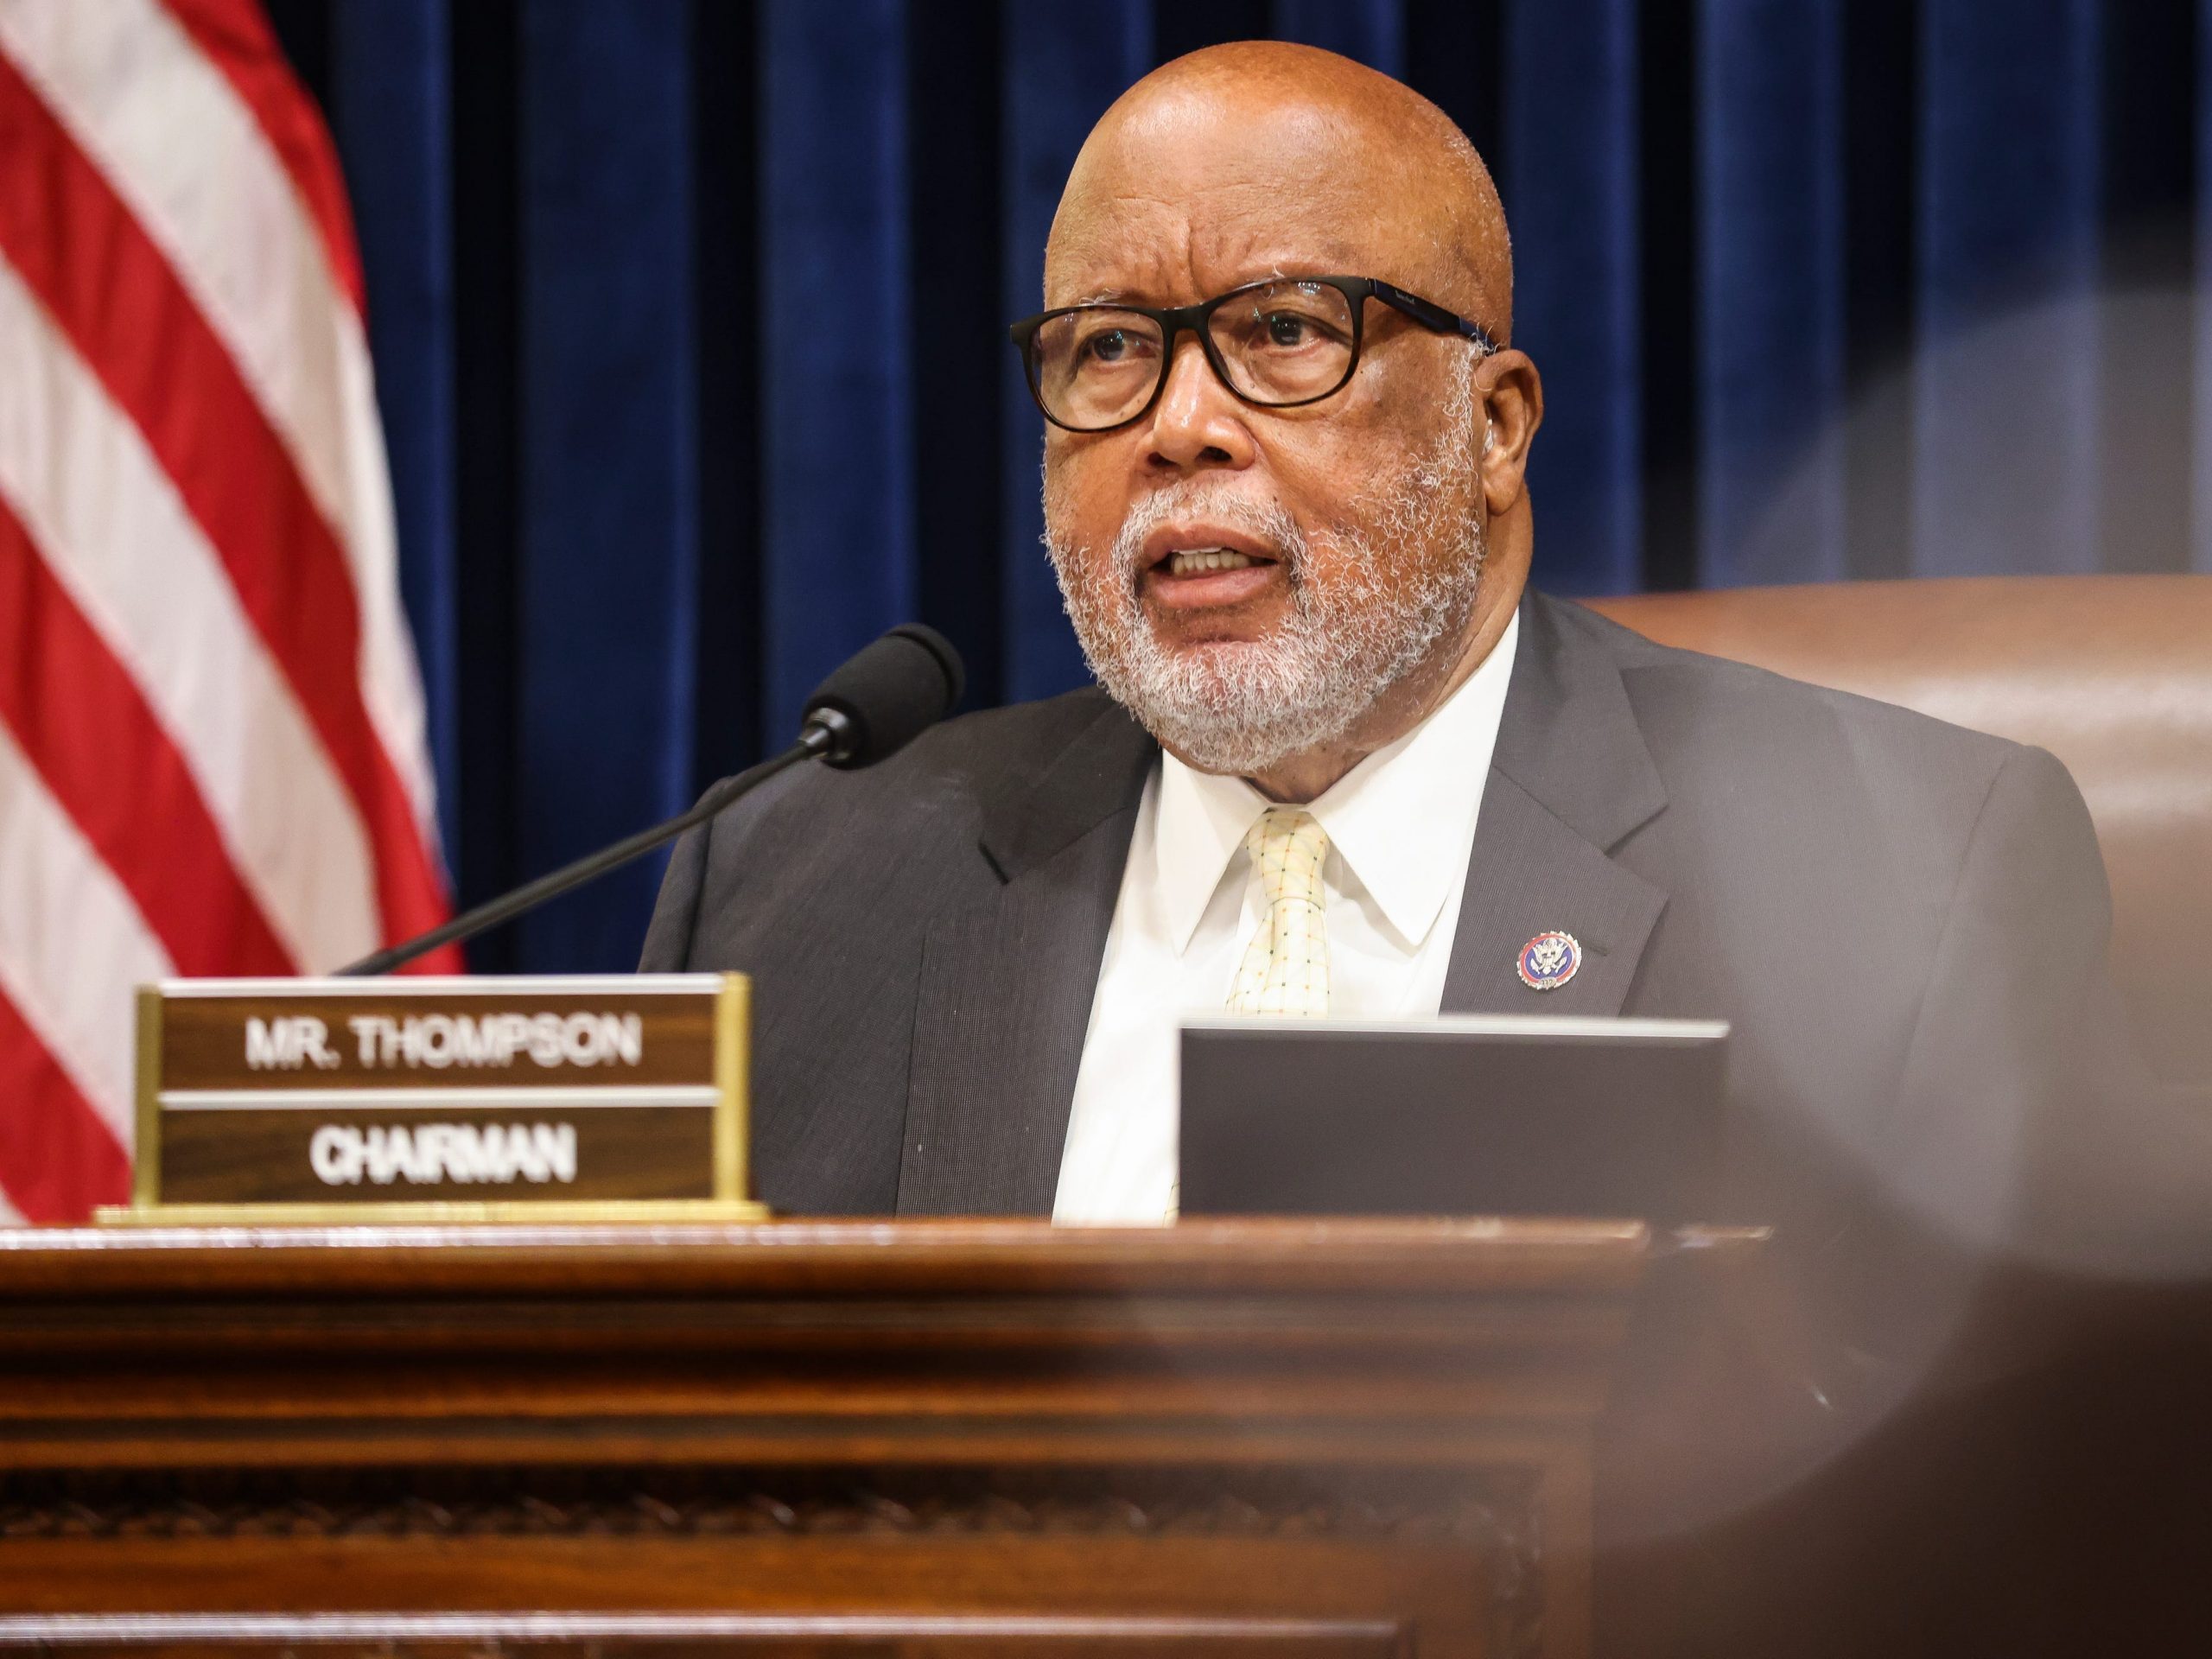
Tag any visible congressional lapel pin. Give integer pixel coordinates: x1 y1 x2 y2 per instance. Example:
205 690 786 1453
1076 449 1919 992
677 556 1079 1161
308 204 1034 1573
1516 930 1582 991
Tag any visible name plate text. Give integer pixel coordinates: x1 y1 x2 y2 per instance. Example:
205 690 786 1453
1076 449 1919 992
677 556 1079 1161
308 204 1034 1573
122 975 754 1223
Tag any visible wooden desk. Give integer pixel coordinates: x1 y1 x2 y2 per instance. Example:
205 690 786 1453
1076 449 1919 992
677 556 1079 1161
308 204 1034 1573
0 1219 1658 1658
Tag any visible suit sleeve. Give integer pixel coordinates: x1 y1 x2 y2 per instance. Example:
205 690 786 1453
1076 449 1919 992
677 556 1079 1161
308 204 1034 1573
1833 746 2212 1384
1883 746 2114 1249
1632 747 2212 1659
637 815 710 970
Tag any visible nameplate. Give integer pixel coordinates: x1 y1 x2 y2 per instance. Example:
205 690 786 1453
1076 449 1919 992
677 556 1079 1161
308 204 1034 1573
112 975 760 1224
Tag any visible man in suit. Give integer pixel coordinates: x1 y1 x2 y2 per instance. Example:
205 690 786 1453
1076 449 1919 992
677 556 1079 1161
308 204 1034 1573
645 41 2202 1656
645 37 2125 1247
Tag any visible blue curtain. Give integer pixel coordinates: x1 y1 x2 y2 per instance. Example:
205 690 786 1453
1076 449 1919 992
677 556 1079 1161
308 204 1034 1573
268 0 2209 972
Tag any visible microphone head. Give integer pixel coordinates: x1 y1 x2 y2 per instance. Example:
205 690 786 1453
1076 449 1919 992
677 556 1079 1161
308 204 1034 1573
800 624 966 768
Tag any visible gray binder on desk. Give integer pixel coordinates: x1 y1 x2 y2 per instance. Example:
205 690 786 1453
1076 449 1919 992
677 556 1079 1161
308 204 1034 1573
1179 1014 1729 1224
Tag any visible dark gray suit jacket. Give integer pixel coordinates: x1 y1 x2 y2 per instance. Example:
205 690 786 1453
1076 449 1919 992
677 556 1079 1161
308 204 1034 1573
645 593 2141 1282
644 590 2118 1249
644 589 2205 1654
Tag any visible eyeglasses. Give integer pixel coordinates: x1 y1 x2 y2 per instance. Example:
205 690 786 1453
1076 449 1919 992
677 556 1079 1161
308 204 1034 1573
1008 274 1497 434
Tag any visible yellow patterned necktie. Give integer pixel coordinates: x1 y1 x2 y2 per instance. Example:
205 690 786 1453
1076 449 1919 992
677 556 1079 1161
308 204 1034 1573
1226 807 1332 1016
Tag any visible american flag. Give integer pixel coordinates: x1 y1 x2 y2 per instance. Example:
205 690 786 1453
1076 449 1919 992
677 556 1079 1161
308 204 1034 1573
0 0 456 1222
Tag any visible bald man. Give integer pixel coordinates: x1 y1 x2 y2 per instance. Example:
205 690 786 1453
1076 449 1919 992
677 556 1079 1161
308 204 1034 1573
644 43 2190 1653
647 40 2118 1229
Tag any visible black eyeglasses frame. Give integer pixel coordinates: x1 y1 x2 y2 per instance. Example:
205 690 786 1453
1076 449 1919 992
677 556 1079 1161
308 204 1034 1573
1007 274 1498 434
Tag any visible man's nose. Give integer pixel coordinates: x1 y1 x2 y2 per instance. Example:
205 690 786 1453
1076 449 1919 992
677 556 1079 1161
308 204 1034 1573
1141 334 1257 472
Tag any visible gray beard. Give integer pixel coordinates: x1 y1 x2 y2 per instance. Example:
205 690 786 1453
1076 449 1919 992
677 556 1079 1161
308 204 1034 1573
1045 359 1487 777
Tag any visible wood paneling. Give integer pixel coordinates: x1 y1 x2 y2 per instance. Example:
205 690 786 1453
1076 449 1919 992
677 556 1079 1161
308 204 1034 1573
0 1611 1409 1657
0 1220 1660 1658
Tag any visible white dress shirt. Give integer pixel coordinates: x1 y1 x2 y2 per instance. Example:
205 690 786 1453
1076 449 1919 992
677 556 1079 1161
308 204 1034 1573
1052 613 1522 1224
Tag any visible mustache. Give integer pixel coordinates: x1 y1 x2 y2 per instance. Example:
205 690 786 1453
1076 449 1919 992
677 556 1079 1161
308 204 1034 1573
1106 484 1309 576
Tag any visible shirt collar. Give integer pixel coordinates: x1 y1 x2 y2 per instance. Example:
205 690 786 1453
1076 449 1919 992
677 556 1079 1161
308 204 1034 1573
1151 611 1521 953
1152 747 1266 956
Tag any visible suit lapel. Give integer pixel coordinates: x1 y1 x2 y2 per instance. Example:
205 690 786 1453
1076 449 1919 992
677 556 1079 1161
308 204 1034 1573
1442 594 1670 1016
897 700 1154 1215
897 594 1670 1208
1440 772 1667 1014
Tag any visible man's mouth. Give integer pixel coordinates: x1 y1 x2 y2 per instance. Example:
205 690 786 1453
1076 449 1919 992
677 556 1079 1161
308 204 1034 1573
1128 518 1294 615
1162 547 1261 576
1141 548 1282 613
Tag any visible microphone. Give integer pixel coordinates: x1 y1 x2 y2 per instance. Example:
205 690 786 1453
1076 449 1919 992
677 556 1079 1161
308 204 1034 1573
337 625 965 977
798 621 965 766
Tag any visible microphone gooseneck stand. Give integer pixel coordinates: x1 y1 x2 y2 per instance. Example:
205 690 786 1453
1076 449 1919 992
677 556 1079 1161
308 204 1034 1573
335 623 964 978
334 728 833 978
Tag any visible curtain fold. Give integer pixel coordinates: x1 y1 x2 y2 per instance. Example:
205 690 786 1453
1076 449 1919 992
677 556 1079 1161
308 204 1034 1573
1505 0 1643 595
327 0 458 864
514 0 698 970
1699 0 1846 587
998 3 1151 705
761 0 915 745
1915 0 2103 577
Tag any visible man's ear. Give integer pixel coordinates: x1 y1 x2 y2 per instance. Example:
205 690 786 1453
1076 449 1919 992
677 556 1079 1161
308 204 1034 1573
1476 350 1542 516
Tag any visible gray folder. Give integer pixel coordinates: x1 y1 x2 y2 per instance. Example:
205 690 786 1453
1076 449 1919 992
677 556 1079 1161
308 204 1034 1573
1179 1014 1729 1224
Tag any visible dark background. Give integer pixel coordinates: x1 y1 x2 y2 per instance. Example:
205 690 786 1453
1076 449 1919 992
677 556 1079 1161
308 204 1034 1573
261 0 2207 972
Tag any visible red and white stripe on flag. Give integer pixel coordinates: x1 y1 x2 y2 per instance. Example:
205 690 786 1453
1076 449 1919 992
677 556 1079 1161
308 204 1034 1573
0 0 460 1222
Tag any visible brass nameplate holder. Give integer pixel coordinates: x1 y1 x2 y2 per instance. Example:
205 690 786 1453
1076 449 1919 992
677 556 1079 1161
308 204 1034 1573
108 974 762 1224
